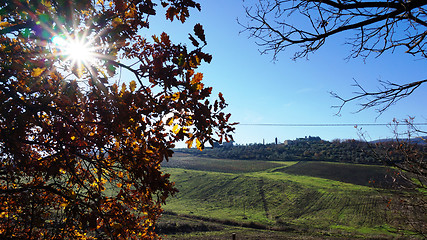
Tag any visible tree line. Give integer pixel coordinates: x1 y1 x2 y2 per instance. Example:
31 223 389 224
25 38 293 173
179 139 425 165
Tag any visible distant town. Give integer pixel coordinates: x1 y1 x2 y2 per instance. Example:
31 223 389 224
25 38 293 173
213 135 324 148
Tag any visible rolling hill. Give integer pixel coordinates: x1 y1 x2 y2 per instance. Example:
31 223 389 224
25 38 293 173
158 153 423 239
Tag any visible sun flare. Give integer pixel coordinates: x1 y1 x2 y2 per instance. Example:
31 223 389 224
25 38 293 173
51 35 97 68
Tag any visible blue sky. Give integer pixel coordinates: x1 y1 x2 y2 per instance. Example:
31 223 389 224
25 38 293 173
148 0 427 145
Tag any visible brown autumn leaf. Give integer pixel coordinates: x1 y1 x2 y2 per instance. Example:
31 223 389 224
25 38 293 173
0 1 234 239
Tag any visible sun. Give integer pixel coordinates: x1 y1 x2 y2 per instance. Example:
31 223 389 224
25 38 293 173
51 34 98 71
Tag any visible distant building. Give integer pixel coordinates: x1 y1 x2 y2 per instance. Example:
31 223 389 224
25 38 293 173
212 140 234 148
297 136 321 142
284 136 322 145
222 141 234 148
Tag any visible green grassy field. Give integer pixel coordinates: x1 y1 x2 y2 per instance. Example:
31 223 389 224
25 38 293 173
275 161 407 189
159 153 422 239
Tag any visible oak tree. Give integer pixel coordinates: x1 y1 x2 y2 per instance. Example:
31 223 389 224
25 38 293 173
241 0 427 113
0 0 234 239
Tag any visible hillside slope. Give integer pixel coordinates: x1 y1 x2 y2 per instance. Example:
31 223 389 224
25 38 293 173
160 153 424 239
274 161 409 189
163 168 398 237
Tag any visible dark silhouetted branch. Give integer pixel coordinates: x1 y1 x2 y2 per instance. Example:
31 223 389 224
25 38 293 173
331 79 427 114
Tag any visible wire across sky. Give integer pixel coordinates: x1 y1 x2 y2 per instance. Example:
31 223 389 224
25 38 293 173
238 123 427 127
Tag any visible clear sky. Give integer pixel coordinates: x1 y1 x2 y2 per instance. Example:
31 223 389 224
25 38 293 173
147 0 427 145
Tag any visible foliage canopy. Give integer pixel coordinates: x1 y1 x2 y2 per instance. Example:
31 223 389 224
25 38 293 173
0 0 234 239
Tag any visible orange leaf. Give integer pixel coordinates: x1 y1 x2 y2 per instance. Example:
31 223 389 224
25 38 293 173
129 80 136 92
120 83 126 95
172 124 180 134
186 138 193 148
196 138 202 151
31 67 45 77
172 92 180 101
167 117 174 126
190 72 203 85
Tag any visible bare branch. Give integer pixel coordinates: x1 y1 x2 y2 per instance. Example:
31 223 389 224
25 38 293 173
241 0 427 59
331 79 427 114
241 0 427 112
